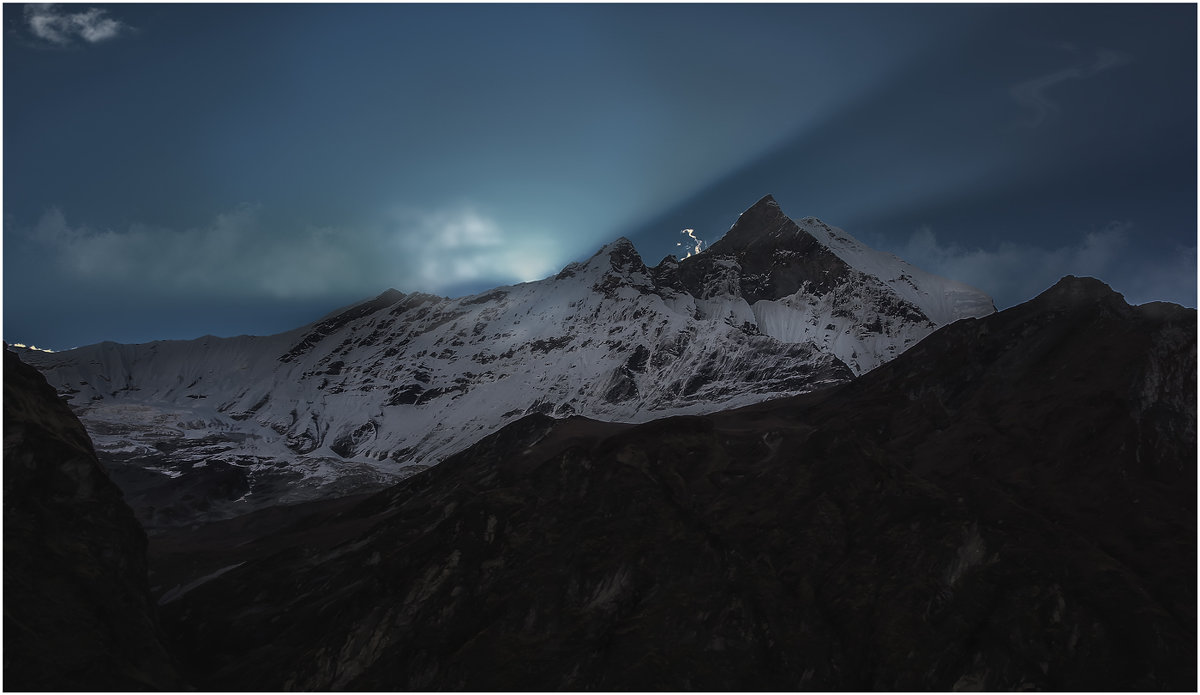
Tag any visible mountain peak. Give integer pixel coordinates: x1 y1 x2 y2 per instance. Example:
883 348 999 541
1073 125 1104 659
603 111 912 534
604 236 637 252
1046 275 1119 298
710 194 794 253
668 194 994 330
748 193 780 211
585 236 645 269
1029 275 1130 314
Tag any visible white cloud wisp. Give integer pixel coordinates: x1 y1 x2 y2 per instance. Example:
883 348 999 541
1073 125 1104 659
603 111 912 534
1010 49 1131 128
24 4 130 45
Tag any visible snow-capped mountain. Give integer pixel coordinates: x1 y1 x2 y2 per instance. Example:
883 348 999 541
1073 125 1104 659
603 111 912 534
23 195 994 525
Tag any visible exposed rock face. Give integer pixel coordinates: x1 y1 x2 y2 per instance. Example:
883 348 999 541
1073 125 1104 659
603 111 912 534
673 193 854 300
23 196 994 526
159 277 1194 690
3 348 184 690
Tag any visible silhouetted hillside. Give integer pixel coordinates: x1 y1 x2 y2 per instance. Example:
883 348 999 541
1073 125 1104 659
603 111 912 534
159 277 1196 690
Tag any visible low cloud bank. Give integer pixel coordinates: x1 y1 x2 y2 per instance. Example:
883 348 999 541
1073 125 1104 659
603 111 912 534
28 204 564 301
895 223 1195 309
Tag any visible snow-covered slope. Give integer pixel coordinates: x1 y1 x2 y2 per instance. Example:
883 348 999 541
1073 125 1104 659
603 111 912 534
665 194 995 374
803 220 995 327
23 195 994 524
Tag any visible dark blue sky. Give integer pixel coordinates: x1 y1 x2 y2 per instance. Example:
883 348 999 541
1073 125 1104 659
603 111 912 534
4 3 1195 349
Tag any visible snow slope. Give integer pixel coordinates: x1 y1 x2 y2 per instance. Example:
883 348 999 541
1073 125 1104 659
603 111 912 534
803 219 996 326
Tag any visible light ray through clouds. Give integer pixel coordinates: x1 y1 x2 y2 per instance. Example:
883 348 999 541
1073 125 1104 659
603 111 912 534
390 206 562 290
2 3 1192 349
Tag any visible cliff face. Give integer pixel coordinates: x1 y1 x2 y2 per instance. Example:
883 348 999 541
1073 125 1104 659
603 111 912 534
160 277 1195 691
3 348 184 690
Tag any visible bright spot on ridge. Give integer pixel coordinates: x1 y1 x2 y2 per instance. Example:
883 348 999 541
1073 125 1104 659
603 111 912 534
680 228 705 258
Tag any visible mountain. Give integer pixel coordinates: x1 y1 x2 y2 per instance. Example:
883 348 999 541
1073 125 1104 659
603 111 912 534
156 276 1196 690
23 195 994 526
3 348 186 690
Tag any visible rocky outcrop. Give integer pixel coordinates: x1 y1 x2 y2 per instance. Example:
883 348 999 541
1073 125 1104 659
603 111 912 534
678 193 854 300
3 348 185 690
159 277 1195 690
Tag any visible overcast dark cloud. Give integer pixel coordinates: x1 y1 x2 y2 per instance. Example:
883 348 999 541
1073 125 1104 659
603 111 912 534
3 3 1194 349
886 222 1197 311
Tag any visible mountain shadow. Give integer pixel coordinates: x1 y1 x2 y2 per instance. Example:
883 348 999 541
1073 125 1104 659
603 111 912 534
3 348 186 690
159 276 1195 690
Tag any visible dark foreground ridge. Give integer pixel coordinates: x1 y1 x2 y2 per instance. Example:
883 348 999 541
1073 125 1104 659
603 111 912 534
3 348 185 690
156 277 1196 690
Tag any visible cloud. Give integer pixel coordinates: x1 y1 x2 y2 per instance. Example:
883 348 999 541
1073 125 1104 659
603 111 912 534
24 4 129 45
390 206 562 290
30 206 347 297
27 204 564 301
893 221 1187 308
30 204 1191 313
1118 244 1197 309
1010 49 1131 127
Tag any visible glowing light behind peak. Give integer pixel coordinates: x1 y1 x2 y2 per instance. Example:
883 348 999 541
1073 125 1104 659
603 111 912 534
677 228 706 258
